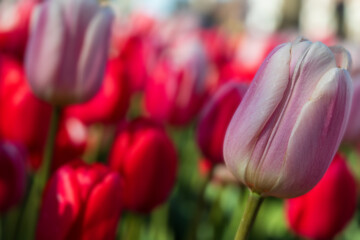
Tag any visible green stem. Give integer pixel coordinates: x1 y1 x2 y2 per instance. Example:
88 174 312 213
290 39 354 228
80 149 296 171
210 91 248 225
234 191 264 240
16 105 62 240
187 166 215 240
125 213 143 240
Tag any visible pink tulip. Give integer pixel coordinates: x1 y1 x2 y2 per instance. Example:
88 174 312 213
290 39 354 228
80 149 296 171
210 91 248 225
25 0 114 105
224 38 353 198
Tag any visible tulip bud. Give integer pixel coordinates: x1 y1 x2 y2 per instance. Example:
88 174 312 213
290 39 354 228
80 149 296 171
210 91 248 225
25 0 114 105
0 141 26 212
196 81 248 165
109 118 177 213
144 35 208 126
224 38 353 198
36 161 122 240
343 75 360 142
286 153 357 240
65 58 131 125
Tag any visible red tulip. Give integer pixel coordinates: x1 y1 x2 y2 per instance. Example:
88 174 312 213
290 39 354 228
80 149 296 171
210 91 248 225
0 55 51 155
144 35 208 126
196 81 248 165
110 13 156 92
52 117 88 172
0 141 26 212
109 118 177 213
286 153 357 240
36 161 122 240
66 59 131 125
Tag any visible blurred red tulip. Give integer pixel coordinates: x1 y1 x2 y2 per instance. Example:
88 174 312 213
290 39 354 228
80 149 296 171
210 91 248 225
109 118 177 213
286 153 357 240
0 0 37 61
0 55 51 156
144 35 208 126
233 33 290 83
0 141 26 212
51 117 88 172
200 28 232 68
37 161 122 240
111 13 156 92
196 81 248 165
66 59 131 125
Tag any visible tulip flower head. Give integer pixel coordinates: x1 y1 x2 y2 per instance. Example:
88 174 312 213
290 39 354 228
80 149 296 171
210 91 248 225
224 38 353 198
196 81 248 165
286 153 357 240
25 0 114 105
36 161 122 240
109 118 177 213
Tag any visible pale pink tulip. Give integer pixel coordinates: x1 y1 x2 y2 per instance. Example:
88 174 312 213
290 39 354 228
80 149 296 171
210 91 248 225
224 38 353 198
25 0 114 105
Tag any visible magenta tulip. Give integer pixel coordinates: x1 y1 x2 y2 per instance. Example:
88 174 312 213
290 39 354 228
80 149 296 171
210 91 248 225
0 141 26 212
196 81 248 165
224 38 353 198
25 0 114 105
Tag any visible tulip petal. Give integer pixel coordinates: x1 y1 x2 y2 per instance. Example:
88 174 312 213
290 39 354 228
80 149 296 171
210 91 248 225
81 173 122 240
248 42 338 193
76 7 114 103
36 166 81 240
268 68 352 198
224 43 292 185
25 1 65 100
329 46 352 70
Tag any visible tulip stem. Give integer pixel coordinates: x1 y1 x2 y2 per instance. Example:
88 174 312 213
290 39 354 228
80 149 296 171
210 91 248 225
187 166 215 240
38 105 62 184
234 190 264 240
16 105 62 240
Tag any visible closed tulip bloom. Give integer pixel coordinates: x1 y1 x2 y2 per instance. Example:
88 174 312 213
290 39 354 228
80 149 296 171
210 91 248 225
286 154 357 240
109 118 177 213
144 35 208 126
0 141 26 212
65 58 131 125
36 161 122 240
343 75 360 142
224 38 353 198
196 81 248 165
25 0 114 105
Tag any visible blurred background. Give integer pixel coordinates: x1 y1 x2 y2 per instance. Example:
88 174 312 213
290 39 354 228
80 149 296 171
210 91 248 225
1 0 360 240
